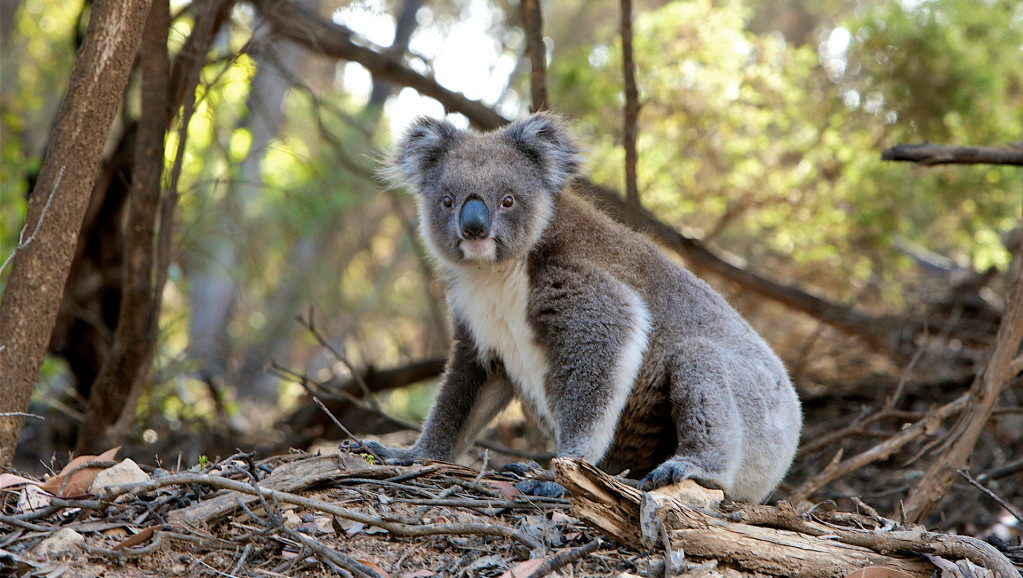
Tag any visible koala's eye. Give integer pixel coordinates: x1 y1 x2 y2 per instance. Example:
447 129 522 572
501 195 514 208
441 195 454 208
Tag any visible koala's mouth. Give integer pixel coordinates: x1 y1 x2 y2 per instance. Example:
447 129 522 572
459 238 498 262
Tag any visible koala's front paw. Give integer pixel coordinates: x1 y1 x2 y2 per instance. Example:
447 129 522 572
640 458 721 491
515 479 568 498
342 439 418 465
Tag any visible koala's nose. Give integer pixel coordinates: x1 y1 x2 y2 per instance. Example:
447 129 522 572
459 199 490 240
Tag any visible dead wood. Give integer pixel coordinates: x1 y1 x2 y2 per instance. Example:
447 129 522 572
882 143 1023 166
553 458 1019 578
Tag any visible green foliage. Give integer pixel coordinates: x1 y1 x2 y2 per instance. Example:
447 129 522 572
549 0 1021 301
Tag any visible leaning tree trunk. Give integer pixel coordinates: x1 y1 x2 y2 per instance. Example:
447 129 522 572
0 0 153 466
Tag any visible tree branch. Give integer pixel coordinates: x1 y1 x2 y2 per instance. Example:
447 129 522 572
519 0 547 112
0 0 154 466
882 143 1023 166
620 0 641 227
253 0 508 129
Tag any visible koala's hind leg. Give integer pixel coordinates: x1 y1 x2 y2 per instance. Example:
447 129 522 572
642 338 743 495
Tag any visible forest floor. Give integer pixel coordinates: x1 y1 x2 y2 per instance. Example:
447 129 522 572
2 441 1021 577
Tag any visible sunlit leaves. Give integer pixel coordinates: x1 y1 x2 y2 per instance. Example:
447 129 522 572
549 0 1021 302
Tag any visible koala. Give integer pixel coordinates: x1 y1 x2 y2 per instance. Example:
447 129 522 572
363 112 802 503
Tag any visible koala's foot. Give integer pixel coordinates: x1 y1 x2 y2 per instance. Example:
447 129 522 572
515 479 568 498
498 463 566 497
640 458 723 492
341 439 418 465
498 462 540 477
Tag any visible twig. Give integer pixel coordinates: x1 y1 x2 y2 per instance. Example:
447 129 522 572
957 468 1023 525
531 539 601 577
0 166 64 278
789 394 968 503
0 412 44 420
85 472 545 550
976 458 1023 483
296 309 383 412
309 395 383 463
281 527 383 578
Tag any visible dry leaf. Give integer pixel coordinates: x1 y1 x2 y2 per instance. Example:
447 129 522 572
41 446 120 497
487 480 522 498
500 557 547 578
0 473 39 489
399 570 438 578
357 558 391 578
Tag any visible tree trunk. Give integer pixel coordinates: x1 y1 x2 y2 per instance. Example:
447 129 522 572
0 0 153 466
76 0 171 453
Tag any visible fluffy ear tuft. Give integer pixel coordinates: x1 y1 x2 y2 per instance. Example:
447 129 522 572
386 117 460 191
503 112 582 191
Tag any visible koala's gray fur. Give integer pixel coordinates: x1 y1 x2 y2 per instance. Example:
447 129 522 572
375 112 802 503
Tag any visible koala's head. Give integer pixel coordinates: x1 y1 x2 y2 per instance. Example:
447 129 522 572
389 112 581 265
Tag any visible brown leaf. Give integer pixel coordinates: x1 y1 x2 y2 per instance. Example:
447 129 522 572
487 480 522 498
499 558 547 578
399 570 438 578
357 559 391 578
0 473 39 489
41 447 120 497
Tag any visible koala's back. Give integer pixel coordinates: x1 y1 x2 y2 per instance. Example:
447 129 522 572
527 191 801 499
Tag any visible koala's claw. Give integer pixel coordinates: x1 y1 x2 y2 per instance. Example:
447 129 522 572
341 439 416 466
515 479 567 498
640 459 717 491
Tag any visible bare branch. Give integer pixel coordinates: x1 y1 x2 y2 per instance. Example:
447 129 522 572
620 0 641 226
882 143 1023 166
0 166 64 279
520 0 547 112
253 0 508 129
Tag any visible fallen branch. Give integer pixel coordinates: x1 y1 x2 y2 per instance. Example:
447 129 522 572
882 144 1023 166
553 458 1018 578
788 394 968 503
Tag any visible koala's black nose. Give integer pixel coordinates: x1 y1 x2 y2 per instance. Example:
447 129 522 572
459 199 490 240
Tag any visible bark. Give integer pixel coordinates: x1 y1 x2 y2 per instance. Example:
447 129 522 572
620 0 640 227
519 0 547 112
76 0 171 453
0 0 153 466
882 143 1023 166
554 458 1018 578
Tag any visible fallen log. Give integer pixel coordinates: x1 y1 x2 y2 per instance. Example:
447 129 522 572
552 458 1018 578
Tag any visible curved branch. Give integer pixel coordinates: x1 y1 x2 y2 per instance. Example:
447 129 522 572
882 143 1023 166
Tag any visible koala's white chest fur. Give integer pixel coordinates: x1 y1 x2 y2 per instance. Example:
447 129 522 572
446 260 554 434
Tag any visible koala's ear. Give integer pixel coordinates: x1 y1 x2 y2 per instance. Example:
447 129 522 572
503 112 581 191
388 116 460 191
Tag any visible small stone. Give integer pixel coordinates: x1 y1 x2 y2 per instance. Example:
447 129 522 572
90 458 150 497
33 528 84 557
